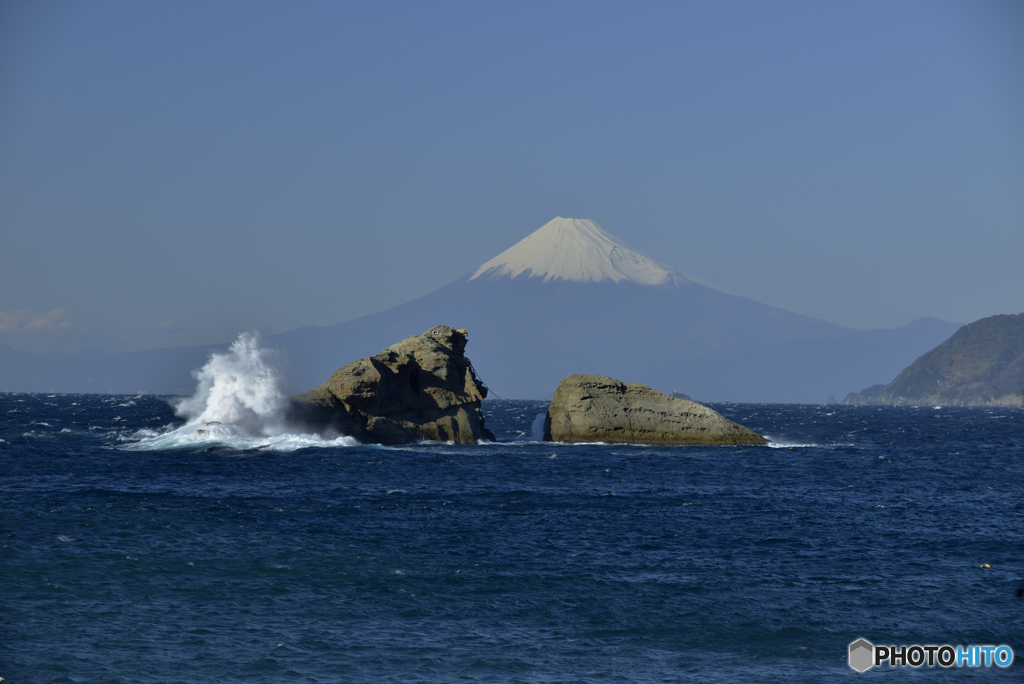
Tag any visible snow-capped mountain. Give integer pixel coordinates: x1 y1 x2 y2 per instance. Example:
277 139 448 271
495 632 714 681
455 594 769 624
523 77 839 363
470 217 710 287
267 218 958 401
1 217 962 401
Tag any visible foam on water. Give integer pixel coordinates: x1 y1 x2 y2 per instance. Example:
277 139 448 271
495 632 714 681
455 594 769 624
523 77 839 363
129 424 357 451
765 439 820 448
127 332 357 451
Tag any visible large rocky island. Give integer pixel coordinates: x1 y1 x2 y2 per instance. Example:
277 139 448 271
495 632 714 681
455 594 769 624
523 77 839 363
844 312 1024 406
290 325 495 444
544 374 767 445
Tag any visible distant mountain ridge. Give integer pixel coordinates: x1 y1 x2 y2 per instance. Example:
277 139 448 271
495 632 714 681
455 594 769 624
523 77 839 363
0 217 963 402
844 313 1024 406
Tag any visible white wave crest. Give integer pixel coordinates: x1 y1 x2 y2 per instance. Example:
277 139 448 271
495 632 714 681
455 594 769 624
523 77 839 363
127 332 356 452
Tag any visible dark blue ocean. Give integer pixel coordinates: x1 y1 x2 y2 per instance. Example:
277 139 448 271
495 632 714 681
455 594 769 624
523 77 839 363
2 394 1022 682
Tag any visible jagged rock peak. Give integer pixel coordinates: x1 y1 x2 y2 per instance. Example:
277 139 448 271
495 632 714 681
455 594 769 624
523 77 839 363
470 217 712 287
289 325 495 445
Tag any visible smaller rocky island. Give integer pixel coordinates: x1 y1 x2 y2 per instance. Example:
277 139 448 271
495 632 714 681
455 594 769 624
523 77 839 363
290 325 495 444
543 374 767 446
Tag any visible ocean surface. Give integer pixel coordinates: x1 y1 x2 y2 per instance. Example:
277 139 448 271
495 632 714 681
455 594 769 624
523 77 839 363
2 394 1022 682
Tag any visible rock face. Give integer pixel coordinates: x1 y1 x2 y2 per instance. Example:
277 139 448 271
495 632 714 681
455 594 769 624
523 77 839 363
290 325 495 444
543 374 767 446
843 313 1024 407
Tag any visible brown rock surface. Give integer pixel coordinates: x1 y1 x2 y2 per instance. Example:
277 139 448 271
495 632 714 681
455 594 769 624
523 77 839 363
290 325 494 444
544 374 767 446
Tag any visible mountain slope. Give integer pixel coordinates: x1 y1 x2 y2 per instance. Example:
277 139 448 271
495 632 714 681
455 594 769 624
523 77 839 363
846 313 1023 406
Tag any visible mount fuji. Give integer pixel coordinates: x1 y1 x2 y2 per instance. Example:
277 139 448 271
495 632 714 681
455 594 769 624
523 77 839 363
1 217 961 402
272 217 959 402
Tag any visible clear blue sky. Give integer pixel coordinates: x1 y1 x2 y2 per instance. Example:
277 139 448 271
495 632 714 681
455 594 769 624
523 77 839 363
2 0 1022 353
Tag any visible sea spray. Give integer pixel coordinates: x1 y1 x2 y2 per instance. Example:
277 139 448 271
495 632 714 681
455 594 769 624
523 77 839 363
129 332 357 450
174 332 286 436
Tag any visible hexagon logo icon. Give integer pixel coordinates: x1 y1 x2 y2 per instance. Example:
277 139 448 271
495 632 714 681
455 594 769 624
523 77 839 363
849 639 874 672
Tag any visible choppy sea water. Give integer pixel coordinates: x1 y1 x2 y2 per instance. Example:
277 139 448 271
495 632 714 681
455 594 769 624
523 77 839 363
2 394 1022 682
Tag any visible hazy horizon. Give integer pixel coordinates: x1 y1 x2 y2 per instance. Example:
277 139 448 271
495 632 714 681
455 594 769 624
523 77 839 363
2 0 1022 355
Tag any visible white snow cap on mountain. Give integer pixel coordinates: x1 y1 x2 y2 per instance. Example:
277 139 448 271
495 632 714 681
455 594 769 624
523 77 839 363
470 217 711 287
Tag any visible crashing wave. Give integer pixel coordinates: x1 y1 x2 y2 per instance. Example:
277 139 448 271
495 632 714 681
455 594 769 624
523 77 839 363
128 332 356 451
